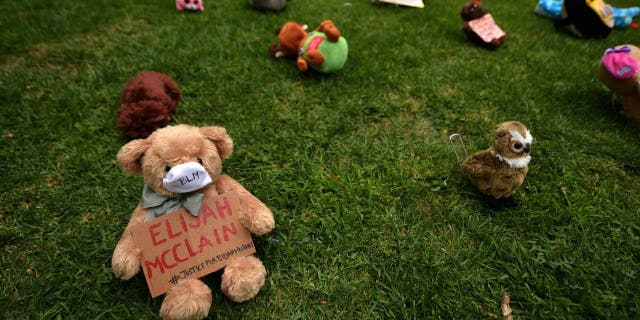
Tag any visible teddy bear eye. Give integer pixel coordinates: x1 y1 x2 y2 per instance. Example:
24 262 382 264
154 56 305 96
197 158 203 165
165 166 171 172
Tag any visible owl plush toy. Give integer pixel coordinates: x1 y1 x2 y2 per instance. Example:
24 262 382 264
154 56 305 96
461 121 533 210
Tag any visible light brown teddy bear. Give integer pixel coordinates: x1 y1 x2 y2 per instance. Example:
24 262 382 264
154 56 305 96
111 124 275 320
599 44 640 122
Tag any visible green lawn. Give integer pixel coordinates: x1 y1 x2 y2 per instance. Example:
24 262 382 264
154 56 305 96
1 0 639 318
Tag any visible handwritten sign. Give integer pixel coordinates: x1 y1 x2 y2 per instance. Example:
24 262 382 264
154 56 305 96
376 0 424 8
468 14 505 43
131 192 255 297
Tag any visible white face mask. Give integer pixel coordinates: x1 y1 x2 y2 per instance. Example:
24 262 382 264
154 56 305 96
162 162 212 193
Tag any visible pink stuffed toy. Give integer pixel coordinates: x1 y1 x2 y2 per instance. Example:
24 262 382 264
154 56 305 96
176 0 204 11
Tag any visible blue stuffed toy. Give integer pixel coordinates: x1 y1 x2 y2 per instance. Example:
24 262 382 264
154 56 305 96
535 0 639 28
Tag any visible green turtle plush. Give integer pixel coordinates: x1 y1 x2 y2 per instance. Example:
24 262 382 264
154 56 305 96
269 20 348 73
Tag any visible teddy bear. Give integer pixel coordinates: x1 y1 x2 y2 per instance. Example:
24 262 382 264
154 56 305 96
117 71 182 139
461 0 506 49
176 0 204 11
458 121 533 210
111 124 275 320
250 0 286 12
599 45 640 123
268 20 348 73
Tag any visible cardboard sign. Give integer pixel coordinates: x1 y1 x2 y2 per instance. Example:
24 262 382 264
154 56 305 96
131 192 255 297
376 0 424 8
468 14 506 43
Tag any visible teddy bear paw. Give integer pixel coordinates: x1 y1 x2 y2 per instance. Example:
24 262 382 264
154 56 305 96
160 279 212 320
221 255 267 302
245 207 275 236
111 247 141 280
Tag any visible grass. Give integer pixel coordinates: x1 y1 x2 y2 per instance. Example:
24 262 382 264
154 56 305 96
1 0 640 318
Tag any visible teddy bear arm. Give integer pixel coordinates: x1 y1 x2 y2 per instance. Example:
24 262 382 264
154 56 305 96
112 204 147 280
215 175 275 235
305 51 326 68
489 38 503 49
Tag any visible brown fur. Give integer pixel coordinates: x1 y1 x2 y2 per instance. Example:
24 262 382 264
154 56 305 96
268 20 341 72
112 124 275 320
460 0 506 49
599 44 640 123
117 71 182 139
462 121 531 200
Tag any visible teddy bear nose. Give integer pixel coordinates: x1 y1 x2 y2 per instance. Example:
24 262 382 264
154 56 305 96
162 162 212 193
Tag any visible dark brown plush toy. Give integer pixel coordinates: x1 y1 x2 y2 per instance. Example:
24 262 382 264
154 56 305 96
117 71 182 139
461 0 506 49
461 121 532 210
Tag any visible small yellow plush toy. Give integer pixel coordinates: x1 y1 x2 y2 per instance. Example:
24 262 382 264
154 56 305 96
111 124 275 320
460 121 533 210
599 45 640 122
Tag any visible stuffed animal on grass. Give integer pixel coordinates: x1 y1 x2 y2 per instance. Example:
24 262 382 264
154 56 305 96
461 0 506 49
535 0 640 29
176 0 204 11
461 121 533 210
112 124 275 320
599 45 640 123
269 20 348 73
250 0 286 12
117 71 182 139
612 7 640 29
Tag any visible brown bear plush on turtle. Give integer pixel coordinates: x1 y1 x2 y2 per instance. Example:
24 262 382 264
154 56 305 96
461 0 506 49
268 20 348 73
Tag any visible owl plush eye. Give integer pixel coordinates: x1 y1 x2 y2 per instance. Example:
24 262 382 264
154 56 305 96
514 142 522 149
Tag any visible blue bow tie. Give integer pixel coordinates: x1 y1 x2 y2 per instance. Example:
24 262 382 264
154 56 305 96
141 184 204 221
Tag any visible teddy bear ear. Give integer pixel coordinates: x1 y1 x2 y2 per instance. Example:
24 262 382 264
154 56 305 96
199 126 233 160
117 139 151 174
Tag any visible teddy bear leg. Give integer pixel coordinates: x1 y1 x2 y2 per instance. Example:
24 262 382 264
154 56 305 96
620 96 640 123
316 20 340 42
297 56 309 72
160 278 212 320
221 255 267 302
